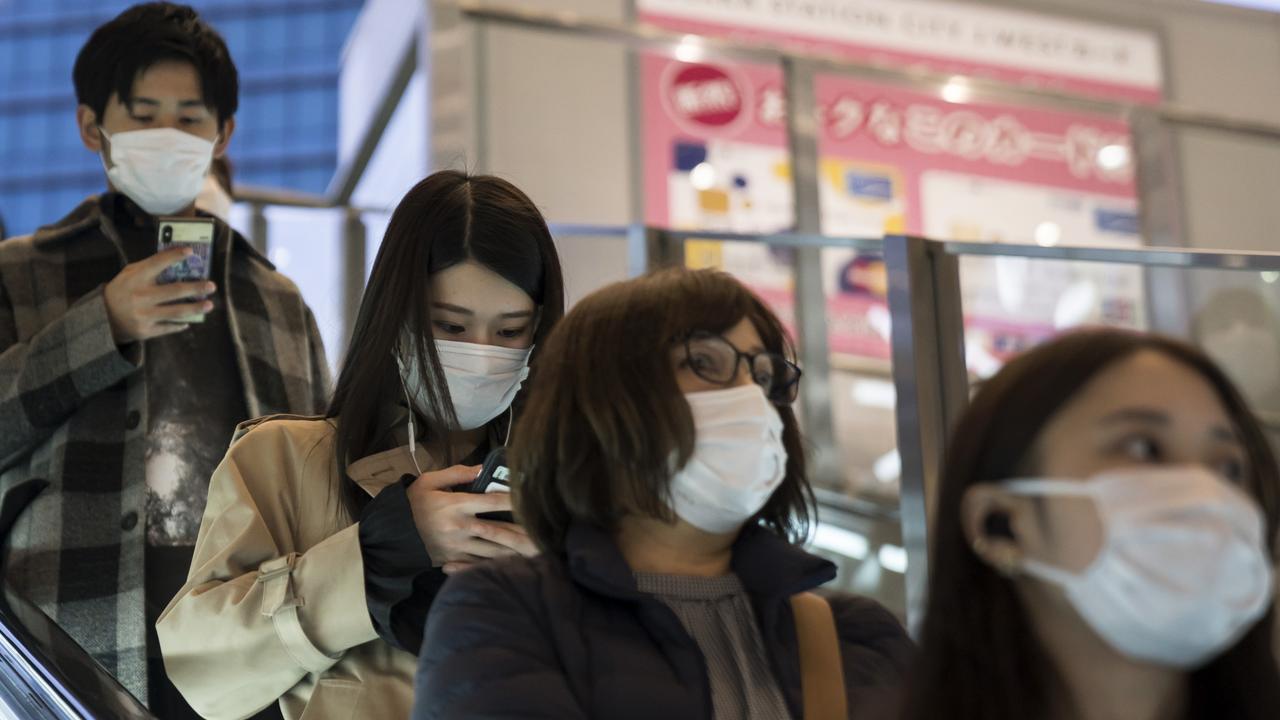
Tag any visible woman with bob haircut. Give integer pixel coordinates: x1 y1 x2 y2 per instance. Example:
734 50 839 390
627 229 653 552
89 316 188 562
413 267 913 720
157 171 564 720
903 329 1280 720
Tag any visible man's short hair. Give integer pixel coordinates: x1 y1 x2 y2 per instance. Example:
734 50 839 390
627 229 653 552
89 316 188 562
73 2 239 127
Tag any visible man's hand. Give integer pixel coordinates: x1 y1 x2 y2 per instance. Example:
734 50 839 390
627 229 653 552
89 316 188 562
104 247 215 343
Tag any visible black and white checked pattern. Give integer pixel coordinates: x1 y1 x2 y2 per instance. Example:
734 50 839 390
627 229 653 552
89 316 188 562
0 195 331 700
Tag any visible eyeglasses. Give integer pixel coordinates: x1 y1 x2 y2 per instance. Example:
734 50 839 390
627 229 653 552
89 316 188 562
681 331 802 405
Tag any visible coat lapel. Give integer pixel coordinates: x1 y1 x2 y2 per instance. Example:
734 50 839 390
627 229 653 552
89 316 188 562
346 444 433 496
222 229 322 419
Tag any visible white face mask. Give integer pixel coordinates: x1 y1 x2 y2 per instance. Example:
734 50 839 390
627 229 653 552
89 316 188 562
1005 465 1275 668
669 385 788 534
400 339 532 431
100 127 217 216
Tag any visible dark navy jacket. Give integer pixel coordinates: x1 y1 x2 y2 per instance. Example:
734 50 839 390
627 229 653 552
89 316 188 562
414 523 913 719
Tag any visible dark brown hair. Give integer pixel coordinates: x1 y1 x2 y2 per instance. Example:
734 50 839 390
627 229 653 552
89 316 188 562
509 267 812 553
903 328 1280 720
327 171 565 519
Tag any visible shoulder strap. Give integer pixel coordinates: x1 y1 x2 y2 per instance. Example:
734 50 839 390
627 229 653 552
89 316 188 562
791 591 848 720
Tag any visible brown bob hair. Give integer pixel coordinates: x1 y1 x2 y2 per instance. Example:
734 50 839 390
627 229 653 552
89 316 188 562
903 328 1280 720
509 267 813 554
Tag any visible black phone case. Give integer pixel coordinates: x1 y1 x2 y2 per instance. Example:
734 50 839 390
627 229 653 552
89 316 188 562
470 448 514 523
469 448 509 493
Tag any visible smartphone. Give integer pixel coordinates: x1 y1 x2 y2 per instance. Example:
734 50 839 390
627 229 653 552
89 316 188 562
468 447 514 523
156 218 215 323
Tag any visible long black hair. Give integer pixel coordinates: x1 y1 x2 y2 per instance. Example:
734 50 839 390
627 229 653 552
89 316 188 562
903 329 1280 720
326 170 565 519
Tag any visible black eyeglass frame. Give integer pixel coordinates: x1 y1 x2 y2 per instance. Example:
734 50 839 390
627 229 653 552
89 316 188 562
680 330 803 405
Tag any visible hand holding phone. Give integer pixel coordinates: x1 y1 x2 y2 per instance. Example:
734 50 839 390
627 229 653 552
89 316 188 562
405 462 536 573
468 448 514 523
104 246 217 344
155 218 216 324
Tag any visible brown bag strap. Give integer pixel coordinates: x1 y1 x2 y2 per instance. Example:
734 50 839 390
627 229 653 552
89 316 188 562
791 592 848 720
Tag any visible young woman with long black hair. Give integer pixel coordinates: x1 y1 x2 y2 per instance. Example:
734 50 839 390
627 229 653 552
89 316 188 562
157 171 565 720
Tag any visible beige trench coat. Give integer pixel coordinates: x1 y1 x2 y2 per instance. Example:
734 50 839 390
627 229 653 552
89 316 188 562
157 414 435 720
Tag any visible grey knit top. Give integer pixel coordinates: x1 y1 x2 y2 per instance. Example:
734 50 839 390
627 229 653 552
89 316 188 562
635 572 793 720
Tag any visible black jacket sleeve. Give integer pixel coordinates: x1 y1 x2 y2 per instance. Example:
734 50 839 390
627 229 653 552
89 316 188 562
358 477 447 654
413 560 588 720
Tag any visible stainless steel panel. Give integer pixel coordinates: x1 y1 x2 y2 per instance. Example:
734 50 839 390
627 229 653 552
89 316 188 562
885 235 966 634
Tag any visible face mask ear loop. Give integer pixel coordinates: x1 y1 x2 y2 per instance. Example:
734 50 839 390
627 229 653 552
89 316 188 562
394 352 426 477
97 126 113 172
502 352 532 447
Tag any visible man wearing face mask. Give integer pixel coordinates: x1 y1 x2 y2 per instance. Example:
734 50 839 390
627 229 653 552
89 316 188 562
0 4 329 716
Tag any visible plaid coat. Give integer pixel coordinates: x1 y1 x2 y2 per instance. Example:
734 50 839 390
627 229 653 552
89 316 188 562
0 196 331 701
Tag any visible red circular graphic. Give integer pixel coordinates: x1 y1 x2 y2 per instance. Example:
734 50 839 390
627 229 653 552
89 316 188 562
667 64 744 128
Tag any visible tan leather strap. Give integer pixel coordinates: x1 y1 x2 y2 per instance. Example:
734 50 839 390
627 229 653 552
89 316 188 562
792 592 847 720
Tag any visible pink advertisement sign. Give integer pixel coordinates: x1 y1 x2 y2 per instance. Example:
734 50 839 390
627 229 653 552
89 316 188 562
815 73 1142 362
815 73 1136 232
638 0 1163 105
642 52 791 230
643 56 1146 367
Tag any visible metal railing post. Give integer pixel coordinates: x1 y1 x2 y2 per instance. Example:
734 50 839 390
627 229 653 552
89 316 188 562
1131 106 1194 338
885 235 968 635
627 225 683 275
249 203 269 256
342 209 368 361
783 58 840 494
